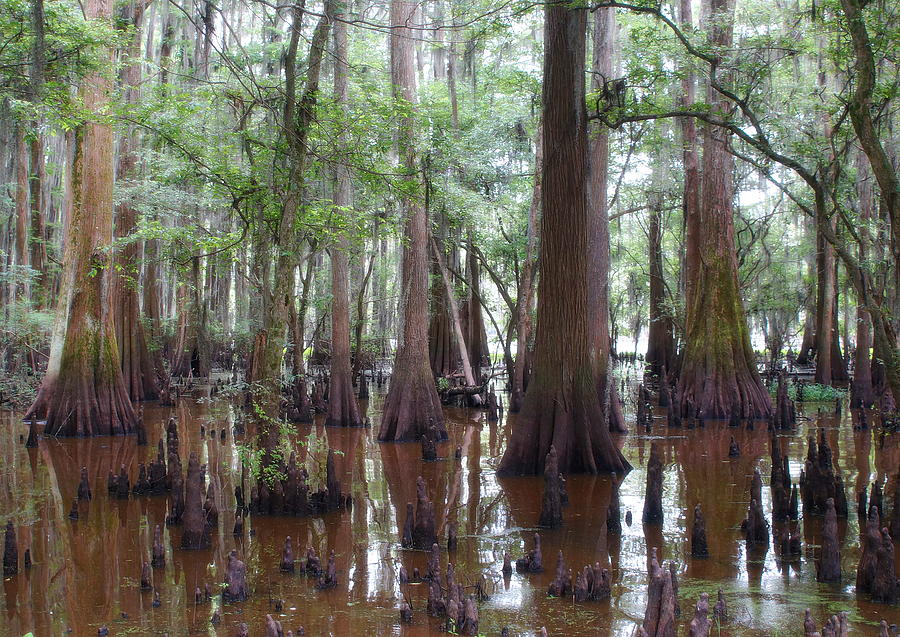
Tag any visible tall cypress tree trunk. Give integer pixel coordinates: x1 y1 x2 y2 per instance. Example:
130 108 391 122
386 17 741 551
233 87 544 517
840 0 900 263
114 0 160 401
852 151 875 406
676 0 771 420
431 235 482 404
27 0 136 436
498 4 629 475
646 158 674 378
378 0 445 442
464 228 489 376
141 9 170 367
326 8 363 427
171 256 210 378
797 215 817 364
28 0 48 303
590 6 624 433
830 271 847 381
814 227 835 385
14 123 30 300
679 0 700 307
510 125 542 413
590 5 613 373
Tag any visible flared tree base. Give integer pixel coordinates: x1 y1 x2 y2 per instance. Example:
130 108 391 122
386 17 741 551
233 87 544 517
325 368 364 427
499 376 630 475
29 328 136 436
378 348 444 442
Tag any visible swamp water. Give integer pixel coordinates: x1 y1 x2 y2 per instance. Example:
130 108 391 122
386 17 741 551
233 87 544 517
1 385 899 636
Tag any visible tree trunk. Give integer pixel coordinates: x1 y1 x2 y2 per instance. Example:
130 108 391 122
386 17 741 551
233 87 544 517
428 243 457 377
498 4 630 475
464 228 489 377
852 150 875 406
114 0 160 401
815 226 835 385
326 10 363 427
830 270 847 382
14 123 30 300
510 124 542 413
590 6 616 428
293 252 316 379
797 216 817 365
840 0 900 269
378 0 445 442
352 252 374 377
431 235 482 405
675 0 772 420
679 0 700 306
645 135 674 378
171 256 210 378
27 0 136 436
252 2 333 464
28 135 46 299
28 0 47 301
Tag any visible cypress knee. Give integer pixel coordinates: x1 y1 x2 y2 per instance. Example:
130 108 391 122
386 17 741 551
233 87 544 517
539 446 563 528
643 442 664 525
691 504 709 557
3 521 17 576
816 498 841 582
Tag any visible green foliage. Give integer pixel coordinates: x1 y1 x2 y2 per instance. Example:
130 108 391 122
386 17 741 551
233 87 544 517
767 380 847 402
791 383 847 402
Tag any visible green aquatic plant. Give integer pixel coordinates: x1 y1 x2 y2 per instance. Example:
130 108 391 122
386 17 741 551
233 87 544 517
767 381 847 402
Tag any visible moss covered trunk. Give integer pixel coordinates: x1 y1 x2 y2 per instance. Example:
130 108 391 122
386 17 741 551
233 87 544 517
676 0 771 420
27 0 136 435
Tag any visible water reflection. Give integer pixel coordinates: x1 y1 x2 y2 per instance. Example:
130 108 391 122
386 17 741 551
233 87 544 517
1 390 899 636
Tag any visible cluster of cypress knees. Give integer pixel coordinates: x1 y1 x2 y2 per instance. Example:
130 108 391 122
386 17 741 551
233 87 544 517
518 378 898 636
9 411 354 636
7 372 899 635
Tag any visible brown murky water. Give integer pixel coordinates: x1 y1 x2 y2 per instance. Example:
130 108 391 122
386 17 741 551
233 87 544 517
2 377 899 636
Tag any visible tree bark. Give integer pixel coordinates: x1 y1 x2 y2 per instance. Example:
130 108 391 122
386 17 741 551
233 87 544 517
815 226 835 385
171 256 210 378
14 123 30 300
852 150 875 406
675 0 772 420
28 0 47 300
431 235 482 405
510 123 542 413
428 236 457 377
352 252 374 377
114 0 160 401
378 0 445 442
498 4 629 475
464 228 489 375
839 0 900 269
797 216 817 365
646 134 674 378
589 5 618 431
27 0 136 435
679 0 701 306
326 8 363 427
